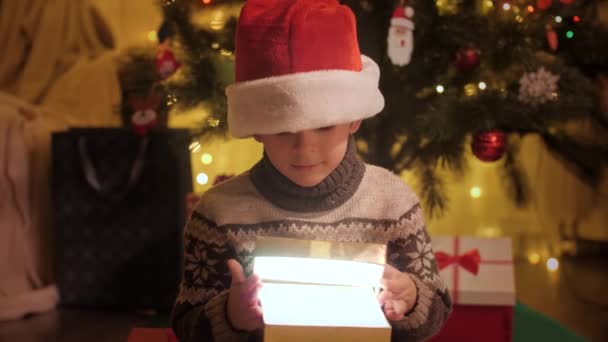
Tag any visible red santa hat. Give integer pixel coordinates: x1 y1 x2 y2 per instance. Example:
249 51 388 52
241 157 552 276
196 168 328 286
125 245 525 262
226 0 385 138
391 6 415 30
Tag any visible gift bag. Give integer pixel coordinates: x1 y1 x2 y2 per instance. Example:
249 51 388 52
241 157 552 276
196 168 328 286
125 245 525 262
51 128 192 310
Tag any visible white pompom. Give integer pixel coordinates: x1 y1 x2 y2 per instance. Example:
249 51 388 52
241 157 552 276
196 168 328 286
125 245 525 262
405 6 415 18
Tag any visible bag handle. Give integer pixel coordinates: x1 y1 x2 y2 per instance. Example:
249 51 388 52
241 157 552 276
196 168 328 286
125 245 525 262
78 136 149 201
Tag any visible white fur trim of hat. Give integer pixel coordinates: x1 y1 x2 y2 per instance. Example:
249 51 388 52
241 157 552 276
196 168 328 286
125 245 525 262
226 55 385 138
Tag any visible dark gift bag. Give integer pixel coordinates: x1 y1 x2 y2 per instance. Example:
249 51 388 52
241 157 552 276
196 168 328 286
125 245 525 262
52 128 192 310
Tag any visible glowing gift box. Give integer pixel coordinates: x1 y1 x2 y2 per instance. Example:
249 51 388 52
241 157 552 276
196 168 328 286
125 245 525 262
254 237 391 342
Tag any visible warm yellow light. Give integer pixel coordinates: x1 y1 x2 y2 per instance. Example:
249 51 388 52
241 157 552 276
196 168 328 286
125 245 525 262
528 253 541 265
464 84 477 96
478 82 487 90
201 153 213 165
208 118 220 127
210 10 225 30
502 3 511 11
547 257 559 272
196 173 209 185
189 142 201 152
255 257 384 288
211 42 220 49
147 31 157 42
470 186 482 198
485 1 494 8
436 85 445 93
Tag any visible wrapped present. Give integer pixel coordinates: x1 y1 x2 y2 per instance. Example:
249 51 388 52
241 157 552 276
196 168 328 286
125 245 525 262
254 237 391 342
429 236 515 342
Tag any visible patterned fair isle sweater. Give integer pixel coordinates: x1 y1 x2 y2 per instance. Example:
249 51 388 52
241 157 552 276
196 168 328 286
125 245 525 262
171 142 452 342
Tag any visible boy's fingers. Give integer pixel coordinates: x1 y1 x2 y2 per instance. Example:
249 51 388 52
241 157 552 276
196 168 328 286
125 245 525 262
383 299 407 321
377 289 394 306
380 277 406 292
382 264 401 280
243 274 262 292
243 279 262 295
385 309 401 321
244 316 263 330
392 299 407 316
251 304 263 318
243 306 264 329
227 259 247 285
243 285 262 306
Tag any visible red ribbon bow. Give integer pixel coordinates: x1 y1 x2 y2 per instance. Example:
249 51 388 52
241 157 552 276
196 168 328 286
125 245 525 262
435 249 481 275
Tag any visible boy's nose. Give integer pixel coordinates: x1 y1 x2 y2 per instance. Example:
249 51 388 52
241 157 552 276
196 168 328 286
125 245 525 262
292 129 316 150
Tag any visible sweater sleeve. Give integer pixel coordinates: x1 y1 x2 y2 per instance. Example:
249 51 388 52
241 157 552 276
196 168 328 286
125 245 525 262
171 211 252 342
386 204 452 341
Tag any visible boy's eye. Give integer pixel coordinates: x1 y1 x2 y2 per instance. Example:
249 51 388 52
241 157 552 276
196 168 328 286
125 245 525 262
318 126 335 131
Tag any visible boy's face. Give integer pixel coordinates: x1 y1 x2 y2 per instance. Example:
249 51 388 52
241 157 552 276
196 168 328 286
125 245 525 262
255 121 361 187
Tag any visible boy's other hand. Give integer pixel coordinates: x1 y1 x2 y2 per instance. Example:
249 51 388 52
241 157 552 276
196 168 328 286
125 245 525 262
227 259 263 331
378 264 417 321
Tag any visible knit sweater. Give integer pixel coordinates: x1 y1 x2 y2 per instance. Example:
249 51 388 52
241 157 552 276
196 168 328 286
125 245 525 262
171 142 452 341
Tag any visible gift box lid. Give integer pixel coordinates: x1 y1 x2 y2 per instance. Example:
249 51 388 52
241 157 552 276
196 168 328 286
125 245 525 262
432 236 516 306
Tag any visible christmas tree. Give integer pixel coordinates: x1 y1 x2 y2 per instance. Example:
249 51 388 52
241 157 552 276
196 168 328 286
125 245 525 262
119 0 608 217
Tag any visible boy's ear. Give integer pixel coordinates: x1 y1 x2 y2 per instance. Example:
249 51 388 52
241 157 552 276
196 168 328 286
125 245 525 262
349 120 362 134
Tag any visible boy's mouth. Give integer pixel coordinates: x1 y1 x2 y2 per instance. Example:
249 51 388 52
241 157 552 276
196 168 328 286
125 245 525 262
291 163 321 170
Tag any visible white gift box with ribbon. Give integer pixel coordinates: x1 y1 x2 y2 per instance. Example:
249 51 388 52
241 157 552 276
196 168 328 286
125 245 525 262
432 236 515 306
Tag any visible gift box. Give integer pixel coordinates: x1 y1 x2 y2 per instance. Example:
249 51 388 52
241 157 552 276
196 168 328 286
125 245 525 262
254 237 391 342
429 236 515 342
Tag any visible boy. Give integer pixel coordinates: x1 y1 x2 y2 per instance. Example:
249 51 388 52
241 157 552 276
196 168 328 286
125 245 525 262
171 0 452 341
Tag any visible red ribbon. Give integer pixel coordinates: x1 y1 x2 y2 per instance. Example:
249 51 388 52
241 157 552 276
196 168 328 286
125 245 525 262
436 248 481 275
435 237 511 304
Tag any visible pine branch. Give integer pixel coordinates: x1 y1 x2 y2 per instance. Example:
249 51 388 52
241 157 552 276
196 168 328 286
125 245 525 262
499 138 530 207
418 163 448 219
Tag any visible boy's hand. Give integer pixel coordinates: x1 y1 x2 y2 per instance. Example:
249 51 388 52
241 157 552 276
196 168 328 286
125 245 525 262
226 259 263 331
378 264 417 321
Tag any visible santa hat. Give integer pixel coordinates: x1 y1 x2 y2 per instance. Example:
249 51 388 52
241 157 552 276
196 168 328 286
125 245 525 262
226 0 385 138
391 6 415 30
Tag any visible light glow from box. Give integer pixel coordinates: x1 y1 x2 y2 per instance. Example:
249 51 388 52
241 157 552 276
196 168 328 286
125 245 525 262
254 257 384 288
260 283 389 328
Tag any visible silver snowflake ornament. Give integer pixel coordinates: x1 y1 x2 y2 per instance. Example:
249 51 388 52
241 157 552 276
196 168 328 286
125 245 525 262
518 67 560 106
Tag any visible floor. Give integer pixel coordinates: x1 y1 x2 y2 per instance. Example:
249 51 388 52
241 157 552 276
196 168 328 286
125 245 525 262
514 256 608 341
0 258 607 342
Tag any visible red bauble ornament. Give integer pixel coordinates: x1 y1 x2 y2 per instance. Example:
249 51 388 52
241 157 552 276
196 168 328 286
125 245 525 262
537 0 552 10
453 48 480 72
546 25 558 51
472 130 506 162
538 0 574 10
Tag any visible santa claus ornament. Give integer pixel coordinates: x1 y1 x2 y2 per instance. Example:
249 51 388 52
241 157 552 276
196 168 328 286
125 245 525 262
155 21 181 80
387 1 415 66
129 92 161 136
